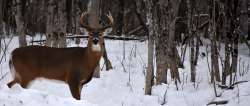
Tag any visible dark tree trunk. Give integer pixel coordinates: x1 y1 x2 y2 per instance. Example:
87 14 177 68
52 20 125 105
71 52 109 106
162 0 181 84
0 0 3 35
239 0 248 37
45 0 67 48
187 0 196 82
156 34 168 84
155 0 168 85
15 0 27 47
190 37 196 82
145 0 154 95
194 36 200 65
222 37 230 85
210 0 220 82
230 36 238 85
103 42 113 71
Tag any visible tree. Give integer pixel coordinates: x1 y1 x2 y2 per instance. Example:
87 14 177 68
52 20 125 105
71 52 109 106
145 0 154 95
155 0 168 85
0 0 3 36
103 41 113 71
209 0 220 82
167 0 181 84
15 0 27 47
187 0 196 82
239 0 248 37
46 0 67 48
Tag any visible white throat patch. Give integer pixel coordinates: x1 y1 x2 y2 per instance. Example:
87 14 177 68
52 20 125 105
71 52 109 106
92 44 101 52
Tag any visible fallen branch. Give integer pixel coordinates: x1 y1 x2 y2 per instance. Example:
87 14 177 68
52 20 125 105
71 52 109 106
207 100 228 105
217 80 248 89
30 35 146 44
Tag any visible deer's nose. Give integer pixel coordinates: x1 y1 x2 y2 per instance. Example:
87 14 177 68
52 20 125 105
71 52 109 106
92 32 100 44
93 38 99 44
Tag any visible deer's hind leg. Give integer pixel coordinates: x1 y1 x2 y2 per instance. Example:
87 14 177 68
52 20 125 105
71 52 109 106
7 72 21 88
7 79 19 88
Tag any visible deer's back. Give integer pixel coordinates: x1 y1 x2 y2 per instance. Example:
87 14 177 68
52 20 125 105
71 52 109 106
11 46 87 80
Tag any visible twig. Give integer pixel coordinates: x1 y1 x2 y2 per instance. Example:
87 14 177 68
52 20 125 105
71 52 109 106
0 72 9 82
205 45 211 81
0 36 14 64
116 56 127 73
161 86 168 105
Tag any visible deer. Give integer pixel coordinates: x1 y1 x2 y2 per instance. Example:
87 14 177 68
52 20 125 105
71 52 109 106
7 12 113 100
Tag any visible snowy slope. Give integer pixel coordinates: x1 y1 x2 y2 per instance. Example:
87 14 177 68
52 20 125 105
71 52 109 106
0 36 250 106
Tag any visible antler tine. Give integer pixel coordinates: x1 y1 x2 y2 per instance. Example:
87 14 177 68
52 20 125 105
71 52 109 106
107 11 114 25
102 11 114 30
80 12 90 29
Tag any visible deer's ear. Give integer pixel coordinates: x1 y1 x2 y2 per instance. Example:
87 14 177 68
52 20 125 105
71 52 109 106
103 27 112 36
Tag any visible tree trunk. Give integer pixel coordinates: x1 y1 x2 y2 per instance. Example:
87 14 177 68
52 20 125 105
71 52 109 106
222 37 230 85
0 39 1 52
57 0 67 48
167 0 181 82
115 0 124 35
194 36 200 65
93 63 100 78
145 0 154 95
222 4 230 84
156 36 168 84
0 0 3 36
154 0 171 85
211 38 220 82
46 0 55 47
230 36 238 85
45 0 67 48
190 37 196 82
15 0 27 47
58 33 67 48
103 42 113 71
187 0 196 82
210 0 220 82
239 0 248 37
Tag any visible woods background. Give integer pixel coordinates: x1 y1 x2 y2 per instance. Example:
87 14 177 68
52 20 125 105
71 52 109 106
0 0 249 96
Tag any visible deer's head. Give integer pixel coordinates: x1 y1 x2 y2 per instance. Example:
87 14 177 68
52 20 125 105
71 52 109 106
80 12 113 52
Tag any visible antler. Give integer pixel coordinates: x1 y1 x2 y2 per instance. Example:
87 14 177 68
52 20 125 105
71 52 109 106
80 12 90 30
101 12 114 30
80 11 113 31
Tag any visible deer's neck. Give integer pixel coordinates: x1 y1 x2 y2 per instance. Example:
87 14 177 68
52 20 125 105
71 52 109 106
87 42 103 62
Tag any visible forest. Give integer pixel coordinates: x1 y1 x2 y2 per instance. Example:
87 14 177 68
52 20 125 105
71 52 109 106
0 0 250 106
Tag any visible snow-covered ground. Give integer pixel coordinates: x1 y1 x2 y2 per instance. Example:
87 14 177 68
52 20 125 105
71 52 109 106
0 36 250 106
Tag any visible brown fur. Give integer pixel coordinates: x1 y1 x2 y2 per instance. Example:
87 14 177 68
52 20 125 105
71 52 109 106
7 34 104 100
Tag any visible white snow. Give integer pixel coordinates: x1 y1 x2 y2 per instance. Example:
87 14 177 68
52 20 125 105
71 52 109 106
0 36 250 106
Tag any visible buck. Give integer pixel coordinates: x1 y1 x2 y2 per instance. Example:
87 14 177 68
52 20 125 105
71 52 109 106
7 12 113 100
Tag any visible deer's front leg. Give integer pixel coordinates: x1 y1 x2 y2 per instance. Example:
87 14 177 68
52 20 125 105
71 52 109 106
68 74 81 100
